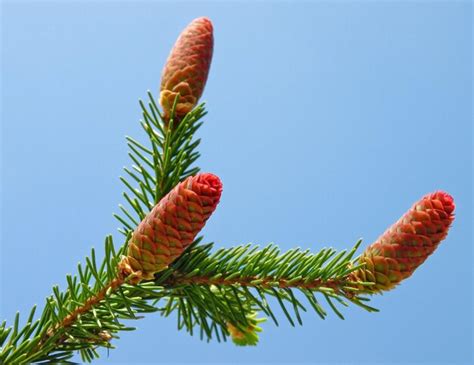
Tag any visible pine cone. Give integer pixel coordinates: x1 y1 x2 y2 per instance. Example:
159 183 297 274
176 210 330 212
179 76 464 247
160 17 214 123
350 191 455 292
125 173 222 279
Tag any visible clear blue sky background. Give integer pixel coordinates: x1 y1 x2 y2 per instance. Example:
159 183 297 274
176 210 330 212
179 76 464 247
1 1 472 364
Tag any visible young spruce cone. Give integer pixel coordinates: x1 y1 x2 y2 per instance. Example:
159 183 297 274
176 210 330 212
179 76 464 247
160 17 214 123
121 173 222 280
227 313 266 346
351 191 455 292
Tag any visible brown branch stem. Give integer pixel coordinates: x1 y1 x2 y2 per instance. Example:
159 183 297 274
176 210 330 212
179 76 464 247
29 275 127 361
53 276 125 331
163 273 357 297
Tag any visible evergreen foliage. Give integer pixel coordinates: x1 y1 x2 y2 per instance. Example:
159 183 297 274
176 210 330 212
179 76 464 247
0 94 377 364
0 16 455 364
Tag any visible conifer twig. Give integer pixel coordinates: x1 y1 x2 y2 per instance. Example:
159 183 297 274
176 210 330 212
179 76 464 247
32 276 126 355
0 16 456 364
165 273 354 296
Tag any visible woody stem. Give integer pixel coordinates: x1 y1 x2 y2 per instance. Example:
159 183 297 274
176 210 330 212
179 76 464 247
29 275 126 360
163 273 357 296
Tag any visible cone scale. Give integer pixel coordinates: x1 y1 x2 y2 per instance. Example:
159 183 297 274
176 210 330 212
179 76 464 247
160 17 214 122
122 173 222 280
351 191 455 292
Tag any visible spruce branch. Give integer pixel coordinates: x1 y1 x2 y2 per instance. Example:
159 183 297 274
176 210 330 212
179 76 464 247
0 88 456 364
154 239 378 334
1 16 457 365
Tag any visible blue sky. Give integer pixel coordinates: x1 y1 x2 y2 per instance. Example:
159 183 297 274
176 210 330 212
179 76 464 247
1 1 472 364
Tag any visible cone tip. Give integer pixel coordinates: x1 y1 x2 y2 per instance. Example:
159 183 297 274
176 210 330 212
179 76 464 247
187 17 213 33
192 16 213 26
196 172 223 193
430 191 455 214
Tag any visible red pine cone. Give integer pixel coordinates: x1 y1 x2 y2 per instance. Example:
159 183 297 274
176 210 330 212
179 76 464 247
160 17 214 122
126 173 222 279
351 191 455 292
